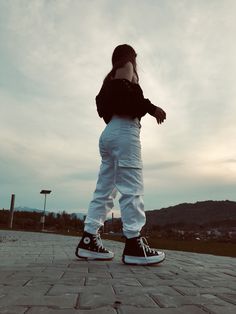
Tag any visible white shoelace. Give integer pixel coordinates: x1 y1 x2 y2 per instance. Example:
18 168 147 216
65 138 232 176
138 237 158 258
93 234 104 250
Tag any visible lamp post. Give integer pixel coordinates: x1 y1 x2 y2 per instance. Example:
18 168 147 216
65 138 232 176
9 194 15 229
40 190 51 231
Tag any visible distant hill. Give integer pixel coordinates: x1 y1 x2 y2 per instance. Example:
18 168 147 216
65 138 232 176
14 207 85 220
15 206 42 213
146 200 236 228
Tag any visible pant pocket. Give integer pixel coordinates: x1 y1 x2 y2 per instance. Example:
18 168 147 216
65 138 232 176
115 159 144 195
118 159 143 169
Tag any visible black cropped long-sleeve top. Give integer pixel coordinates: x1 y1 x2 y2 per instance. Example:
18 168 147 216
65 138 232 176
95 79 157 124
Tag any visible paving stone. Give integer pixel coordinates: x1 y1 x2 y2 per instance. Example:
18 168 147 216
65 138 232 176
27 306 117 313
137 277 196 287
0 284 51 297
203 304 236 314
87 272 112 278
217 293 236 305
117 305 207 313
86 277 141 287
68 262 90 268
107 265 134 272
116 294 159 308
113 284 181 296
222 270 236 277
190 279 236 289
26 279 61 285
88 265 110 271
173 286 236 296
56 277 86 285
111 272 154 279
78 285 159 309
77 285 116 309
0 279 31 286
0 294 77 308
118 306 161 314
62 268 89 275
151 294 231 308
78 292 159 309
76 307 117 314
0 271 15 279
0 306 29 314
47 284 84 295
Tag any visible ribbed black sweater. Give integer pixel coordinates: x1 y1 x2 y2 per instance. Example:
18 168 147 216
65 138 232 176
95 79 157 124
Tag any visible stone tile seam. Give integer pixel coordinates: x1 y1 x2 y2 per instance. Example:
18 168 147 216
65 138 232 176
171 286 186 296
135 277 144 287
223 271 236 278
193 304 214 314
22 279 32 287
189 280 206 287
24 305 33 313
200 304 222 314
58 270 66 280
111 283 116 296
75 298 121 311
44 284 54 296
215 294 236 306
84 276 89 286
75 293 81 310
148 294 163 308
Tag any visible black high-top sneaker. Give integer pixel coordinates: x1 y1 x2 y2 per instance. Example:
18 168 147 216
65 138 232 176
75 231 114 260
122 236 165 265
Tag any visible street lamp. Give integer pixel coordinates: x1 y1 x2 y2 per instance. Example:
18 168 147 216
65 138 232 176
40 189 51 231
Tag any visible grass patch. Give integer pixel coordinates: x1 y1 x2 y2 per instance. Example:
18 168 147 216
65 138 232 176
102 234 236 258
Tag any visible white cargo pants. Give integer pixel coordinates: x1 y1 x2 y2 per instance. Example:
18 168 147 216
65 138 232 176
84 115 146 239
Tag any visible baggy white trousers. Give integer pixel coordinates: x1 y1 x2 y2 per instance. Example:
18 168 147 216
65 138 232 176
84 115 146 239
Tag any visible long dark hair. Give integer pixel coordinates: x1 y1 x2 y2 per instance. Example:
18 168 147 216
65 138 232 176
103 44 139 84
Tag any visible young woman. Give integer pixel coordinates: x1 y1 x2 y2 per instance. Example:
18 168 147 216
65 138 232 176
75 44 166 265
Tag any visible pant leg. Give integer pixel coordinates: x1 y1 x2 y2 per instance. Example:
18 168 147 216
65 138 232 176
112 119 146 239
84 132 117 234
116 161 145 239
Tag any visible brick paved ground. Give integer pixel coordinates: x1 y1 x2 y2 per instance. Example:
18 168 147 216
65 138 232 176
0 230 235 314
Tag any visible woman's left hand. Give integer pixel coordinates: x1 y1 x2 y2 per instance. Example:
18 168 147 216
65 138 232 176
153 107 166 124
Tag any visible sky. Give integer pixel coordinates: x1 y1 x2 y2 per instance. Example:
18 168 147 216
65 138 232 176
0 0 236 216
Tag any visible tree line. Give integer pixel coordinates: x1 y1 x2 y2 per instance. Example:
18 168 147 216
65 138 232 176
0 209 84 235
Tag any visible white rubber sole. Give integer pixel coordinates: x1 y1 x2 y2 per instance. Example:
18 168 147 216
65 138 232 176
76 248 114 260
123 252 165 265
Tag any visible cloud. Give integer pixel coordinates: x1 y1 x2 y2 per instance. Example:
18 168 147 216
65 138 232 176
0 0 235 211
144 161 183 171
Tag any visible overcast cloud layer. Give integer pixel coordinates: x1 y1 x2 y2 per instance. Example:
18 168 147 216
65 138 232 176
0 0 235 215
